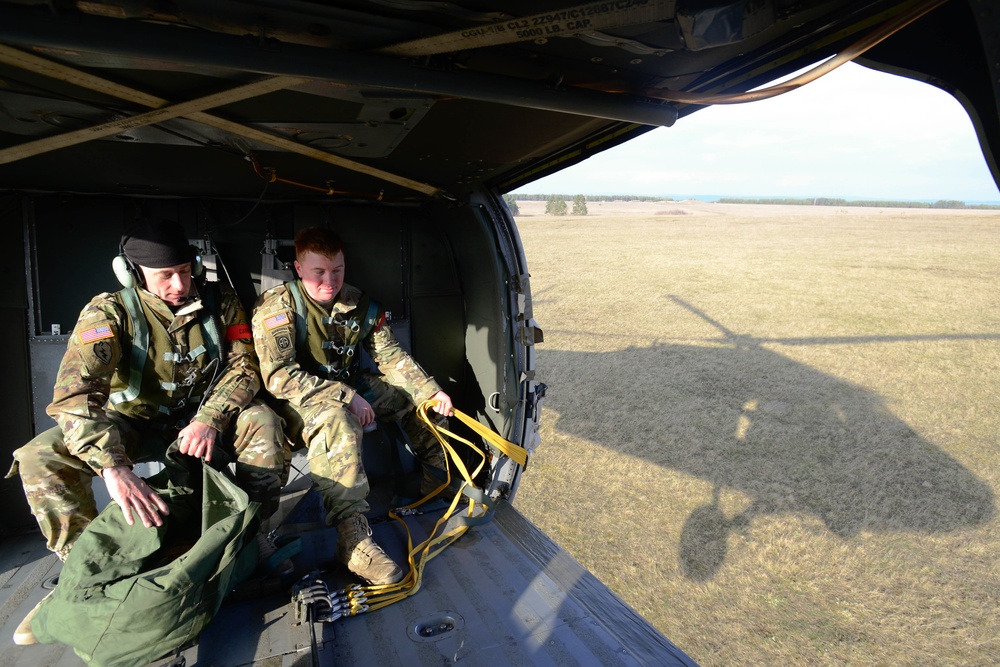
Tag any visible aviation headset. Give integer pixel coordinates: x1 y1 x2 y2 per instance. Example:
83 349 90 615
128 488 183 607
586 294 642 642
112 220 204 289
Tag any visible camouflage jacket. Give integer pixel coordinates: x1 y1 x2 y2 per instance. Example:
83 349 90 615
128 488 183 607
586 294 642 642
252 281 441 409
47 282 260 474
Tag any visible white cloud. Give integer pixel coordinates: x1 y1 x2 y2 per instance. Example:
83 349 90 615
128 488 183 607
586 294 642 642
515 62 999 201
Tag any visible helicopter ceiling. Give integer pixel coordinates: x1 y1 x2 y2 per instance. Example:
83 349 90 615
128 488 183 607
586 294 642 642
0 0 994 200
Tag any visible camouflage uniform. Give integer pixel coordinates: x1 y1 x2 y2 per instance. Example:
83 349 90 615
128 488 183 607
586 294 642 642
9 283 287 560
252 281 445 525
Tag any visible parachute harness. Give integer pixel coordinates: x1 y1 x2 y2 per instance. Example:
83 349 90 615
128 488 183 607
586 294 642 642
293 399 529 623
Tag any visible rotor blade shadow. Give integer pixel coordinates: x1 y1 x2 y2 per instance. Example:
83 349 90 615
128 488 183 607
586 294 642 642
538 340 995 580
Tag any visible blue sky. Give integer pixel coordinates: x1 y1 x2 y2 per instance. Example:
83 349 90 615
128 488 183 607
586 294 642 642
512 62 1000 203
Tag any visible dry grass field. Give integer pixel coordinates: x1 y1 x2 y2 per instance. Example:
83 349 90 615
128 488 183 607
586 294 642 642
511 200 1000 666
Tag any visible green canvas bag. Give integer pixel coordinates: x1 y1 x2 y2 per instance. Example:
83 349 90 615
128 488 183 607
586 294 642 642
31 448 261 667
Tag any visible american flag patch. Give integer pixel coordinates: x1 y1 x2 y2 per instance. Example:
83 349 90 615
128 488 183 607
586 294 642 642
263 312 290 330
79 324 113 344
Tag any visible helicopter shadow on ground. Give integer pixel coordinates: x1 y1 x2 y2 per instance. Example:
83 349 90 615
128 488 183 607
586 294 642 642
537 329 996 582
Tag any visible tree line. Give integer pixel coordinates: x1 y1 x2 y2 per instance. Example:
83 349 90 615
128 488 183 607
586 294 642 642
504 194 591 216
716 197 1000 210
510 194 670 202
503 193 675 216
501 194 1000 215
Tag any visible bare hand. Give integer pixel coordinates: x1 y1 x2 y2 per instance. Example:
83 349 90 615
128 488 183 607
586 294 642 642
348 394 375 427
430 391 454 417
102 465 170 528
177 420 219 462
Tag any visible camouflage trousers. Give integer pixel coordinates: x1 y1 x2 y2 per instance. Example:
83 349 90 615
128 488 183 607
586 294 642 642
8 399 288 560
275 373 446 526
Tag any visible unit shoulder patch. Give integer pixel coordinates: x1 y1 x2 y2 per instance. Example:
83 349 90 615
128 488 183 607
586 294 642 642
92 340 114 366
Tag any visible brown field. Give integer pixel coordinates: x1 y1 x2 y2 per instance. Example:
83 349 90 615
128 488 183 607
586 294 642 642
511 200 1000 666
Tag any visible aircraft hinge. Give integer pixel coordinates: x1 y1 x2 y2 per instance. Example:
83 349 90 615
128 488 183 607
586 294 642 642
518 318 544 346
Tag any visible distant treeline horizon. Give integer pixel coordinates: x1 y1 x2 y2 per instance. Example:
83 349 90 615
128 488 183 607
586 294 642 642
510 194 1000 210
715 197 1000 210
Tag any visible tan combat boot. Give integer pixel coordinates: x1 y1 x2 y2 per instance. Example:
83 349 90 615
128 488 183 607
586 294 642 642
335 514 403 585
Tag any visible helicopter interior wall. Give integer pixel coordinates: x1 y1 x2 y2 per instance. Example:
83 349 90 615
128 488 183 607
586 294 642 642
0 196 35 536
18 191 508 458
427 199 514 439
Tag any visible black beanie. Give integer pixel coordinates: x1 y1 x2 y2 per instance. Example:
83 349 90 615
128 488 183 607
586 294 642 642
122 218 193 268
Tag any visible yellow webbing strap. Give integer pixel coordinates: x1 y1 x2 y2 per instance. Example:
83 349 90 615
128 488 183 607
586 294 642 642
341 400 529 615
445 403 529 467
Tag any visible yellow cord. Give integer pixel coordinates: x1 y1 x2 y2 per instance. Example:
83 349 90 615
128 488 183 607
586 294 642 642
341 400 529 614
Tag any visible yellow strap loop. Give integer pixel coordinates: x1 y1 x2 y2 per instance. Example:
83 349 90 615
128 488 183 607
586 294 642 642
437 403 529 467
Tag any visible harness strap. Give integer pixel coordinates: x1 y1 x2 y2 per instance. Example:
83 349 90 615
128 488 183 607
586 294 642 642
323 314 361 333
287 281 382 380
198 285 223 364
163 344 208 364
357 298 381 343
110 285 222 408
109 287 148 407
286 280 309 353
319 364 350 380
321 341 356 357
